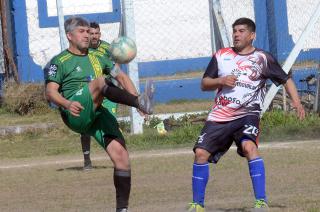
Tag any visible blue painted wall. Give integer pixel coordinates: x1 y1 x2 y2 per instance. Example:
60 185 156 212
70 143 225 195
0 73 4 101
140 78 214 103
138 57 211 77
253 0 270 51
292 68 319 94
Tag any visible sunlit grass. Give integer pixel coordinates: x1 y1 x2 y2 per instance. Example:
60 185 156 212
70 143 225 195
1 110 320 159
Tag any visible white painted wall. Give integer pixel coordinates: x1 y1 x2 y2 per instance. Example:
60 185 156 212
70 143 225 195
26 0 120 67
24 0 319 68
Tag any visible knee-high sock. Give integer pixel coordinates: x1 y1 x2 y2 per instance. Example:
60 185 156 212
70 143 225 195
192 163 209 207
102 83 138 108
248 157 266 201
114 169 131 209
80 134 91 160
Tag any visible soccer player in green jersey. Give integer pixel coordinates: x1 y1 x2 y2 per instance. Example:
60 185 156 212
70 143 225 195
89 21 112 58
80 21 119 170
45 16 152 212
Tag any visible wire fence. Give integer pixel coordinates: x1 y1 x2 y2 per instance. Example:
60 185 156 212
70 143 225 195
2 0 320 121
133 0 212 62
267 0 320 113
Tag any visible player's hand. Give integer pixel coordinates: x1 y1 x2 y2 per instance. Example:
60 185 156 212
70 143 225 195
221 75 238 87
292 102 305 120
67 101 84 117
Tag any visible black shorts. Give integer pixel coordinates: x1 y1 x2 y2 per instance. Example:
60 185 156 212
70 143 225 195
193 115 260 163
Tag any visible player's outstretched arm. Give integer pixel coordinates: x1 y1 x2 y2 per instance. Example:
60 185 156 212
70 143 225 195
284 78 305 120
46 82 84 117
201 75 237 91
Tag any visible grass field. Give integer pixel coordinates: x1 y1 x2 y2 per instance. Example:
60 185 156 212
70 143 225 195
1 102 320 211
0 140 319 212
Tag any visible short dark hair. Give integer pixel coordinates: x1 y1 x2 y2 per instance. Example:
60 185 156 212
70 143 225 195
90 22 100 29
64 16 89 33
232 17 256 32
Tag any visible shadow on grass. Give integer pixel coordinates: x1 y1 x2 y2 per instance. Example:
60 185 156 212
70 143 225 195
214 208 251 212
56 165 112 171
215 204 286 211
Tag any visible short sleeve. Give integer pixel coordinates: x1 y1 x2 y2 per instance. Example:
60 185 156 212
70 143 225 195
262 52 289 86
45 57 63 85
203 55 219 79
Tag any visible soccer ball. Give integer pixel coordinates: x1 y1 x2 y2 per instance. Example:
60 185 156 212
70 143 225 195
109 36 137 64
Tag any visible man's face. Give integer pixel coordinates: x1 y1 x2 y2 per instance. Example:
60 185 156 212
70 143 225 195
232 24 255 51
67 26 90 51
89 27 101 48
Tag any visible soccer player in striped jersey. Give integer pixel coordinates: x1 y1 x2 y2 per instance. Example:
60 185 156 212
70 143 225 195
188 17 305 211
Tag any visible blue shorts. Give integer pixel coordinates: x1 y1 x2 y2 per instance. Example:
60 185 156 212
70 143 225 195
193 115 260 163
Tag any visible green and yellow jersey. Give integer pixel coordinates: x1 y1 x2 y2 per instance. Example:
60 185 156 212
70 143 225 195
45 49 115 99
91 40 111 59
90 40 119 116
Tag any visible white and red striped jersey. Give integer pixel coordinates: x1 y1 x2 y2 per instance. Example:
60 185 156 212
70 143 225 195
204 47 289 122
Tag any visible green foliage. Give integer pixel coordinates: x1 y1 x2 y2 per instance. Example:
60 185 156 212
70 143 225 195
118 120 131 133
260 110 320 141
308 208 320 212
125 123 202 150
0 107 7 115
261 109 298 128
147 116 163 128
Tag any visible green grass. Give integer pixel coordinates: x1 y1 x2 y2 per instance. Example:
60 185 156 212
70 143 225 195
1 109 320 159
127 124 202 150
0 142 319 211
260 110 320 141
0 109 60 126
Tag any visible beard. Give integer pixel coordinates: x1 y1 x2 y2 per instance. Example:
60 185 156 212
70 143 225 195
76 42 89 52
233 40 251 52
90 39 99 48
233 44 242 52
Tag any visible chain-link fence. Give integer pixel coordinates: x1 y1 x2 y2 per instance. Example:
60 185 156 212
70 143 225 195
18 0 218 120
6 0 320 120
120 0 216 120
265 0 320 113
133 0 212 63
289 0 320 112
22 1 213 76
26 0 121 68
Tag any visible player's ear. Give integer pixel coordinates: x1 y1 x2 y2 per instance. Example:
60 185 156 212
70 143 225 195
66 32 72 41
251 32 256 41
